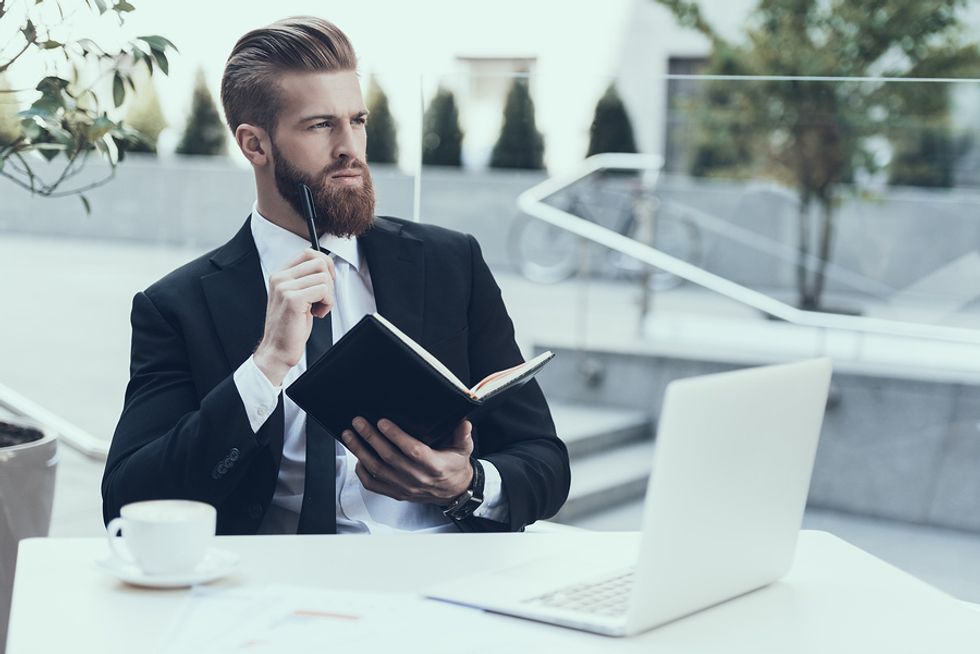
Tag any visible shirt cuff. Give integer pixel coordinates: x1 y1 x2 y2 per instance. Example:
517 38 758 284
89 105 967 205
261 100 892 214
233 355 283 434
472 459 509 522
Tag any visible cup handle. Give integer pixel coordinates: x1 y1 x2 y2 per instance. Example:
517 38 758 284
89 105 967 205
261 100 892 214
106 517 134 564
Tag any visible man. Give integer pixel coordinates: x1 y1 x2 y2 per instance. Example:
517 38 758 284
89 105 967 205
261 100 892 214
102 16 569 535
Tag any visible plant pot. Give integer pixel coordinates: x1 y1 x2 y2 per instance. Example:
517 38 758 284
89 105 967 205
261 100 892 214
0 417 58 654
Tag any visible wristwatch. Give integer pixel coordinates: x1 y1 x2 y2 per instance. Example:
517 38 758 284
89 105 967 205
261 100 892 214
442 457 485 521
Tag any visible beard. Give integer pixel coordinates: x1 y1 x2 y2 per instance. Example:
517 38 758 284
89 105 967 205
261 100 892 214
271 141 376 239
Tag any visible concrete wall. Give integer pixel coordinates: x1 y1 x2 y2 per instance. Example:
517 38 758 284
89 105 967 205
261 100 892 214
4 158 979 310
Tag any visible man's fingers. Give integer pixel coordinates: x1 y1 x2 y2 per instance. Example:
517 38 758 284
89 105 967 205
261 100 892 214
341 429 388 478
283 285 334 313
278 272 333 293
351 418 421 479
277 251 334 282
355 462 409 501
376 419 440 475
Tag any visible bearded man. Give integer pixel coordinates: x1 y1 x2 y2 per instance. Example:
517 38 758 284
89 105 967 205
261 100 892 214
102 16 570 535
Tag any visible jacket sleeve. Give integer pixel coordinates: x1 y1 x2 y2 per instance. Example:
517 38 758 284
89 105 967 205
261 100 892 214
460 235 571 532
101 291 273 524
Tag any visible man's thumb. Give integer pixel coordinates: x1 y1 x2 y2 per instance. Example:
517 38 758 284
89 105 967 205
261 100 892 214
453 420 473 451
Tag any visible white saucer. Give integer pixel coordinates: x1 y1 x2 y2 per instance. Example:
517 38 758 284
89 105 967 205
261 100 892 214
96 548 240 588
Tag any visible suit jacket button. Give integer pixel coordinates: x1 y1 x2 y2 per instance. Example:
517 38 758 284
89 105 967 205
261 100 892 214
229 448 240 462
248 503 264 519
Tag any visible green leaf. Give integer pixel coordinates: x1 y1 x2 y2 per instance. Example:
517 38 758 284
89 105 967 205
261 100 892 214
76 38 103 56
80 194 91 215
112 73 125 107
150 49 169 75
89 116 114 140
41 40 63 50
93 0 108 14
114 0 135 11
29 78 70 115
22 20 37 43
35 77 70 93
137 35 178 53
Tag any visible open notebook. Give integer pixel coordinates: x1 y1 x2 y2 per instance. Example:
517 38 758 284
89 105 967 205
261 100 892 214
286 313 554 449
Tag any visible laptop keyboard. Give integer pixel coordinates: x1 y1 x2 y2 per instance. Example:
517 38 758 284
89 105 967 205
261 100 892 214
522 569 635 617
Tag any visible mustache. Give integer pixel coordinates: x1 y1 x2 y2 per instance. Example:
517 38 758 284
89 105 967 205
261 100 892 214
321 158 365 177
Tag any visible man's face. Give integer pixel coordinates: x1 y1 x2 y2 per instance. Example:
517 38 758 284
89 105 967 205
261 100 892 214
269 70 375 238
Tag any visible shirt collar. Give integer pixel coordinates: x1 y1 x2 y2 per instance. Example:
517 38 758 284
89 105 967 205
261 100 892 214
251 201 361 273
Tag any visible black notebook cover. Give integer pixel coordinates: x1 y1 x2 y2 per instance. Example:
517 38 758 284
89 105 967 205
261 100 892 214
285 314 552 449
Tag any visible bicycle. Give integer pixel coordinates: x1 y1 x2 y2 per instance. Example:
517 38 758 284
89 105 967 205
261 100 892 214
507 169 704 291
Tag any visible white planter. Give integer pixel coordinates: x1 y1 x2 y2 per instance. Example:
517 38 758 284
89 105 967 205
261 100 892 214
0 420 58 654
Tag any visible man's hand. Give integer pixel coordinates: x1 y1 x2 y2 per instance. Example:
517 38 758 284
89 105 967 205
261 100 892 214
254 249 336 386
342 418 475 505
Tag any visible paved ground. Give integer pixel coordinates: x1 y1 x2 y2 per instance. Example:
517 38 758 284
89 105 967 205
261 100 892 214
3 233 980 603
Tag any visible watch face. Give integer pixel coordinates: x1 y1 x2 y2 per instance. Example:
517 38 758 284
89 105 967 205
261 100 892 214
444 490 483 520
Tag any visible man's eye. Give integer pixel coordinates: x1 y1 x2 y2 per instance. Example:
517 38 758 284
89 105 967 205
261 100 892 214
353 117 367 126
311 121 331 129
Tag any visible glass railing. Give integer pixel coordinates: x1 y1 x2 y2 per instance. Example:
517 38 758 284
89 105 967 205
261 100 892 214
413 73 980 545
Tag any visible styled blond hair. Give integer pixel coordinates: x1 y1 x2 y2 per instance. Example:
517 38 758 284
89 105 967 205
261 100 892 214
220 16 358 135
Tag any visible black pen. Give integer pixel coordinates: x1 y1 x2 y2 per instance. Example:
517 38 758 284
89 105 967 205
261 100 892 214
298 183 327 254
299 183 332 320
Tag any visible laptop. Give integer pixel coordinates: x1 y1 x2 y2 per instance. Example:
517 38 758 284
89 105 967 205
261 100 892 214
426 358 833 637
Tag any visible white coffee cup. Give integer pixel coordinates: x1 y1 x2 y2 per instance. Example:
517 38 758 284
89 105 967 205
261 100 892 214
106 500 217 575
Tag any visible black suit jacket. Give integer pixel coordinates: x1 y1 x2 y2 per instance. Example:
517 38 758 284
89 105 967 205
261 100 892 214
102 216 570 534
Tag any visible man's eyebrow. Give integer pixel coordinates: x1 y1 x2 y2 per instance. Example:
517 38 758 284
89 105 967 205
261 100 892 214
299 110 370 124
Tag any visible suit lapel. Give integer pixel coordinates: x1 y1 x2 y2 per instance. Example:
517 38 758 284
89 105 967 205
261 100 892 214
360 217 426 343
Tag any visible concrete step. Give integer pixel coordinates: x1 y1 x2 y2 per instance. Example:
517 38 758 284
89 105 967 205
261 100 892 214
550 402 652 460
555 439 656 523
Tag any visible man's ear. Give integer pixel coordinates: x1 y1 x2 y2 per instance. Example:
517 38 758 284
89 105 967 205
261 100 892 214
235 123 269 166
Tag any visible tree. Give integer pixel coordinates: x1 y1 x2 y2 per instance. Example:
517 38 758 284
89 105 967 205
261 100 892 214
0 0 176 212
490 78 545 170
888 118 957 188
587 83 638 156
365 77 398 164
422 87 463 167
655 0 980 310
123 70 166 155
176 68 227 156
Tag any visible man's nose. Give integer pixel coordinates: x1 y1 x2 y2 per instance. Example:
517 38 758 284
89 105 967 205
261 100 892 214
332 124 357 161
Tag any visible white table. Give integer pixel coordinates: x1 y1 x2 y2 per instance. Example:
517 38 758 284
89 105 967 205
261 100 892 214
7 530 979 652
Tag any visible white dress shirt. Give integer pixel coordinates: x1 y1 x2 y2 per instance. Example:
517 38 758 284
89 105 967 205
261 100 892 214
233 206 508 534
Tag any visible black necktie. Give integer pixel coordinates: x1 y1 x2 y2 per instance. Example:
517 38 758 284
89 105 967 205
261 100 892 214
297 311 337 534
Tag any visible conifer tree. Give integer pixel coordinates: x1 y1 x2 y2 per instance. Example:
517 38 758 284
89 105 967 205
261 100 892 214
365 77 398 164
490 78 545 170
176 69 227 156
422 87 463 166
586 83 638 156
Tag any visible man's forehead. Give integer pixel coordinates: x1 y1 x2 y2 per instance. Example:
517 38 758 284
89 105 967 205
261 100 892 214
277 70 365 117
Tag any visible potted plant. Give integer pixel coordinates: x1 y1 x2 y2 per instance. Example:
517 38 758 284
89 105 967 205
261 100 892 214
0 1 175 649
0 415 56 652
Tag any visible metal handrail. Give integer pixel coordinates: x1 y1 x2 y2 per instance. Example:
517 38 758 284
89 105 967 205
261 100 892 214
517 153 980 345
0 382 108 459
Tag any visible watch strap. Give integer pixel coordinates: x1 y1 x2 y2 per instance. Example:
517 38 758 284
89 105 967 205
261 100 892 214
443 457 485 521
